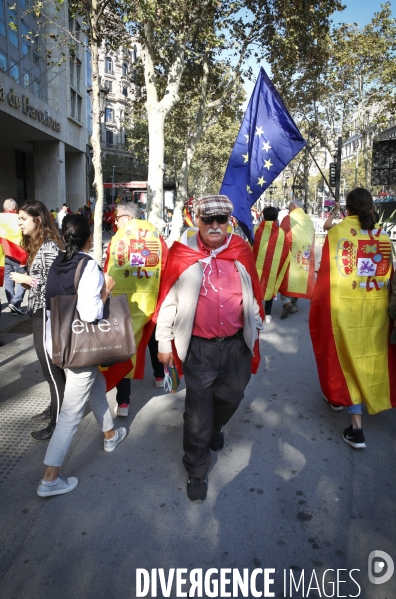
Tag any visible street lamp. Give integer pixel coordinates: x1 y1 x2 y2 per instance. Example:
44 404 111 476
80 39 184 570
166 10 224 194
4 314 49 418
87 84 110 116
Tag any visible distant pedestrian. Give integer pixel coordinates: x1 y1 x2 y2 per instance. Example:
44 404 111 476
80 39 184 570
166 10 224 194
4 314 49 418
279 199 315 319
37 215 126 497
253 206 290 324
56 204 68 230
0 198 27 316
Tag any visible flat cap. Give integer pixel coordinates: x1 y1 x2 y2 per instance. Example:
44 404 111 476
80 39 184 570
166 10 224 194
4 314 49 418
195 195 234 217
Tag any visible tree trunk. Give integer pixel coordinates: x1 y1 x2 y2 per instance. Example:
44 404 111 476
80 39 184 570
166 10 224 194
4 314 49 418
90 35 104 265
363 132 371 191
146 106 166 232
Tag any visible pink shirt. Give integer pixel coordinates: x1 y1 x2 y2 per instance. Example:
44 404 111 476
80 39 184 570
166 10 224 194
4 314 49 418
192 233 244 338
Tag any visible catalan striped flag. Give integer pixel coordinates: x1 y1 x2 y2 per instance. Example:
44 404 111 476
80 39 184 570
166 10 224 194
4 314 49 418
253 221 290 300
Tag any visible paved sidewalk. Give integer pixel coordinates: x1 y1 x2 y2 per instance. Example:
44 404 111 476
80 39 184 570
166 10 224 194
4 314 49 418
1 283 396 598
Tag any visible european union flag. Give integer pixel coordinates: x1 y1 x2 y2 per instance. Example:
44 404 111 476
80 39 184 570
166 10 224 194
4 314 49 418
219 67 306 242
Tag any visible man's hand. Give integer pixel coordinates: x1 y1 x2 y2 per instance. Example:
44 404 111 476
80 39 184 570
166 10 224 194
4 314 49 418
158 352 174 367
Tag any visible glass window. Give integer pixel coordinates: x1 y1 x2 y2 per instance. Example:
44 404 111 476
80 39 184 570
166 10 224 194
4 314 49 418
0 50 6 72
23 71 30 88
33 51 39 64
8 6 18 47
69 57 74 86
0 22 5 38
20 0 26 8
21 22 30 55
70 89 76 118
122 62 128 76
33 79 40 97
104 79 112 92
105 56 112 74
76 95 82 121
76 60 81 91
122 86 128 98
106 129 113 144
10 60 19 81
105 107 113 122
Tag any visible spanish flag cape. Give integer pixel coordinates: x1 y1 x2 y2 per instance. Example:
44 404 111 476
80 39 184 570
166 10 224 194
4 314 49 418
278 208 315 299
102 220 168 391
153 231 265 374
253 221 290 300
0 212 28 286
309 216 396 414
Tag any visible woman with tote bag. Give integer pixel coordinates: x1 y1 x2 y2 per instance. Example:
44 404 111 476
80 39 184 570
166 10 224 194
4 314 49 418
37 214 126 497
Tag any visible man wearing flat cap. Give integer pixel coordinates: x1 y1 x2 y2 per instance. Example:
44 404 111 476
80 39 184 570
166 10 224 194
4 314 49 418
155 195 264 502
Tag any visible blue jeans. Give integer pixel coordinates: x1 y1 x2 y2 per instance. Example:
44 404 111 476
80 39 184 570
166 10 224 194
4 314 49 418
5 258 26 308
348 404 362 415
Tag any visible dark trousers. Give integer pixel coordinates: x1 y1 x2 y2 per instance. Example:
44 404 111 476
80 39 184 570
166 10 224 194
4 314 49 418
116 327 164 405
5 258 26 308
264 298 273 316
32 308 66 425
182 331 252 478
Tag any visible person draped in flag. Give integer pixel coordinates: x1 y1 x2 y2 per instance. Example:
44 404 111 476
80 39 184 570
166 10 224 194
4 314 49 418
309 188 396 449
155 195 264 503
0 198 29 319
278 199 315 319
102 202 167 413
253 206 290 323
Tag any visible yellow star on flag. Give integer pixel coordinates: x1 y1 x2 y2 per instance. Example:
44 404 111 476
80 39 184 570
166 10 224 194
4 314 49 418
257 176 266 187
255 126 264 137
246 185 253 194
244 134 250 144
264 158 273 170
242 153 249 163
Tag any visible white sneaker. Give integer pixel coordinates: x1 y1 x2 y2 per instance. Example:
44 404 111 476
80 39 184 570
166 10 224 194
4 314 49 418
37 475 78 497
155 377 165 388
115 403 129 417
265 315 272 323
104 427 127 452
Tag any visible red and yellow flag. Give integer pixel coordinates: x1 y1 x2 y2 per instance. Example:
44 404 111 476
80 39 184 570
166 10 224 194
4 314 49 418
102 220 167 390
253 221 290 300
309 216 396 414
279 208 315 298
183 207 194 228
0 213 28 286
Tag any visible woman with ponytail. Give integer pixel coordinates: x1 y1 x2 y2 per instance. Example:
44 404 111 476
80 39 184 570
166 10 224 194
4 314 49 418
9 200 65 441
36 214 126 497
310 188 395 449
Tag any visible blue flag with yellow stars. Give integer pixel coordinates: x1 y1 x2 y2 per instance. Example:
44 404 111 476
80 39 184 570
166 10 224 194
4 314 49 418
220 67 306 242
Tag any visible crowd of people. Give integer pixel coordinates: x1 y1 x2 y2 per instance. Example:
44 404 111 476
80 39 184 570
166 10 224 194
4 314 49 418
0 188 395 503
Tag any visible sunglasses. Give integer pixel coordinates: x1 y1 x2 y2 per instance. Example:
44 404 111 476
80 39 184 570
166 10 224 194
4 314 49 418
200 214 229 225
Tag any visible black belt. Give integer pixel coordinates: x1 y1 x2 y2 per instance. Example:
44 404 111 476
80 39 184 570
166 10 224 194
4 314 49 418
192 330 242 343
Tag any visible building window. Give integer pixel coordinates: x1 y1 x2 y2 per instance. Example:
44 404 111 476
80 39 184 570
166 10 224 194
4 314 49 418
21 22 31 55
0 50 6 72
10 60 19 81
106 129 113 144
8 6 18 47
70 89 76 118
122 62 128 76
122 86 128 98
33 79 41 97
105 107 114 123
76 95 82 121
33 51 40 64
23 71 30 88
105 56 112 74
76 60 81 91
104 79 112 93
69 57 74 86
